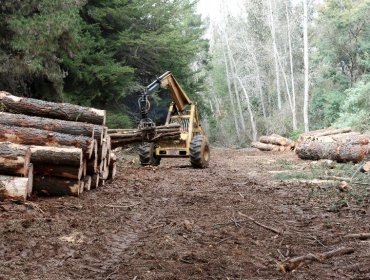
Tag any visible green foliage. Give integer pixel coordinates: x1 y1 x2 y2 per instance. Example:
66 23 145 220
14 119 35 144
106 111 132 129
0 0 209 124
310 0 370 129
335 75 370 131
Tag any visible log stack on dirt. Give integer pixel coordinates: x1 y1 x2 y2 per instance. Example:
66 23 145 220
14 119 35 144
0 91 117 201
251 134 295 152
296 128 370 163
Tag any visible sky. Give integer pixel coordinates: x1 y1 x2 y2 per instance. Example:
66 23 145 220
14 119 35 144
196 0 243 21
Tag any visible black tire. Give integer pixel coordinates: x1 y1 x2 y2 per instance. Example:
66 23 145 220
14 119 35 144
189 135 210 168
138 143 161 166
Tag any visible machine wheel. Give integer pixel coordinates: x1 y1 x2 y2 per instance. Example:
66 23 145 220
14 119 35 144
189 135 210 168
138 143 161 166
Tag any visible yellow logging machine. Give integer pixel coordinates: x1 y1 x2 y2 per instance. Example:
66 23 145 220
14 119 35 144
138 71 210 168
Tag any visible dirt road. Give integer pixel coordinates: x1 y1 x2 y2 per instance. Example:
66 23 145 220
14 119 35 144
0 148 369 279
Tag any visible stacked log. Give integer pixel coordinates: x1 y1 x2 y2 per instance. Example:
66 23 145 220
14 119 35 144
296 128 370 163
0 91 117 200
0 142 33 201
251 134 295 152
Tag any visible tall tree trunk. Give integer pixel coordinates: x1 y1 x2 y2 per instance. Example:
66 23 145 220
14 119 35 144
276 51 297 130
240 37 267 120
224 34 247 132
303 0 310 132
236 76 258 141
286 1 297 130
268 0 282 110
221 39 241 139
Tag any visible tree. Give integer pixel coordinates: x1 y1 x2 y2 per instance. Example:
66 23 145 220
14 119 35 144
303 0 309 132
310 0 370 129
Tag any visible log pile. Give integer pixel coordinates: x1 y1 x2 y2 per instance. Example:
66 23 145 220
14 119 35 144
251 134 295 152
296 128 370 163
0 91 117 201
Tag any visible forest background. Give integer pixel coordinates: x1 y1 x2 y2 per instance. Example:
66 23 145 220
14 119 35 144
0 0 369 146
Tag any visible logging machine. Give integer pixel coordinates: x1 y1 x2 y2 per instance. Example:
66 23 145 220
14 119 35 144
138 71 210 168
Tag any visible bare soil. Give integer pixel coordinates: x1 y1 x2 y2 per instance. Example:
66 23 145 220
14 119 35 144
0 148 369 280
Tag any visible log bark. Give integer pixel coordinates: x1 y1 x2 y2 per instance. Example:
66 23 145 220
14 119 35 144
0 175 31 201
33 175 80 197
0 112 103 141
296 141 338 160
33 164 83 179
83 176 92 191
296 141 367 163
251 142 280 151
336 144 368 163
30 146 83 166
0 91 106 125
0 142 31 176
259 135 288 146
0 124 95 158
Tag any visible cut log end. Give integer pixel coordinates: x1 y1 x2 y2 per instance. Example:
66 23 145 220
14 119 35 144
0 175 30 202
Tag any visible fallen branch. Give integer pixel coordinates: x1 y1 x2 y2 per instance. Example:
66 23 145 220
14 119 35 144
278 247 355 273
343 233 370 240
238 211 282 234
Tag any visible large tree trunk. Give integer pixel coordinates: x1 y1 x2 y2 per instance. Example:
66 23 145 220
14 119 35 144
337 144 368 163
268 0 282 110
0 175 31 201
33 175 80 197
0 91 106 125
296 141 338 160
296 141 367 163
0 142 31 176
29 146 83 166
303 0 310 132
221 37 241 139
0 125 95 158
236 76 258 141
33 164 83 180
0 112 104 144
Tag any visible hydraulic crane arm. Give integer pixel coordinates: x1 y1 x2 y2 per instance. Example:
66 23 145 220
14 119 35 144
139 71 193 127
144 71 192 110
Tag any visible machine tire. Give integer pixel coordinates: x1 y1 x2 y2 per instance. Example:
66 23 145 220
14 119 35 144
189 135 210 168
139 143 161 166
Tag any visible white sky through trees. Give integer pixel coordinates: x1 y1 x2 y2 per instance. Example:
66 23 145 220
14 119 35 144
197 0 243 20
